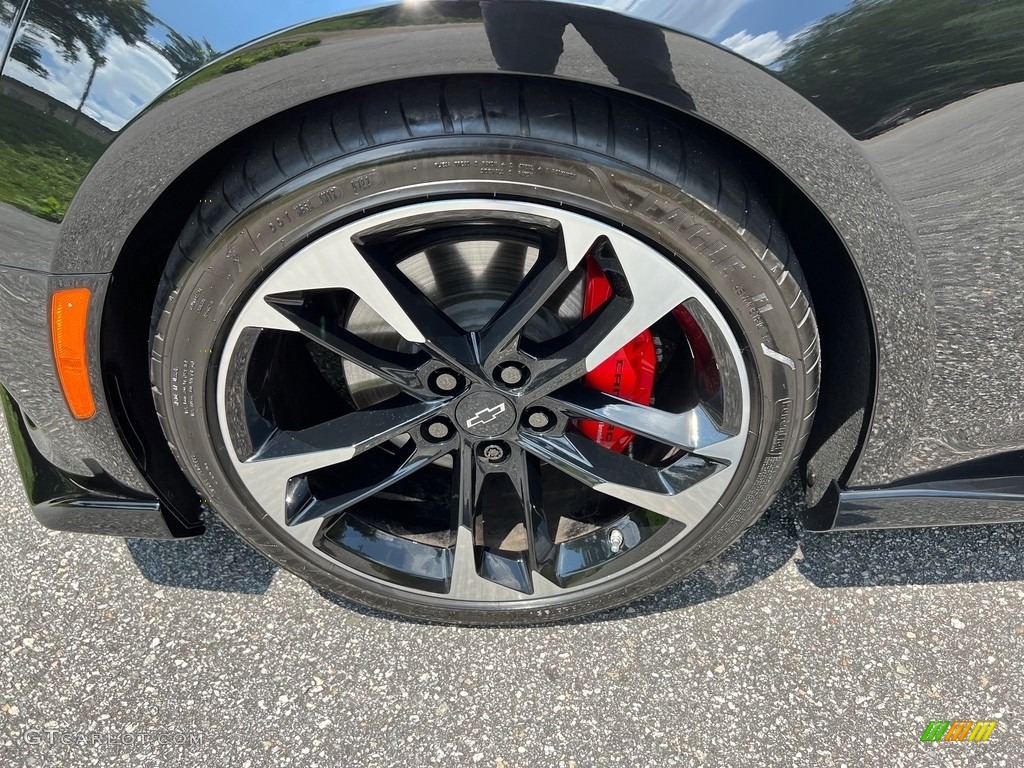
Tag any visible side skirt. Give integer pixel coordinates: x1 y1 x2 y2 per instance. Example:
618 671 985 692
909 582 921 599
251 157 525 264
802 457 1024 531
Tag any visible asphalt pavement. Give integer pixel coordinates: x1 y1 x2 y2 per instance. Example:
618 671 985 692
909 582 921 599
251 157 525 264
1 415 1023 767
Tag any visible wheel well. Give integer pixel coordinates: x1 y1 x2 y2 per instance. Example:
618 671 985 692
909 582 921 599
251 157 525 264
100 74 874 533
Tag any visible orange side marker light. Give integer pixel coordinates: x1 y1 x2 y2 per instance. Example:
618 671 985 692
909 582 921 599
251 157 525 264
50 288 96 419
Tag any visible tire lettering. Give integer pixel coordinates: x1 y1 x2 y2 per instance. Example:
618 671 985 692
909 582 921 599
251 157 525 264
266 211 291 234
350 172 379 194
735 286 772 342
175 358 197 417
318 186 340 205
187 286 214 320
479 160 513 176
638 192 749 276
693 455 782 558
292 185 341 219
769 398 792 455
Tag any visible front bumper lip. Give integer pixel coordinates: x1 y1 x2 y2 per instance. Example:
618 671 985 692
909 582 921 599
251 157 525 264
3 384 185 539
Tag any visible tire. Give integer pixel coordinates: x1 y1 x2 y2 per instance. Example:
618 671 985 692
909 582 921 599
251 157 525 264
150 77 819 625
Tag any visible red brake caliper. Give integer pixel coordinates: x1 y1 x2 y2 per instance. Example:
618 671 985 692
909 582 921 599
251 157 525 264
579 257 657 453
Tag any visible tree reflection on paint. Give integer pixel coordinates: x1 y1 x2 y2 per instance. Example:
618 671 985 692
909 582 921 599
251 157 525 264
778 0 1024 137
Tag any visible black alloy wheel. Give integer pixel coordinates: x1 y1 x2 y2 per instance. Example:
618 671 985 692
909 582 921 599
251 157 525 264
150 78 819 624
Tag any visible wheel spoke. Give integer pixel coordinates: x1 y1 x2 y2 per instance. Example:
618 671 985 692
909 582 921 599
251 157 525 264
287 441 448 526
507 446 559 595
239 228 426 344
519 229 706 399
357 244 480 375
591 466 735 529
232 458 327 543
473 444 560 596
582 231 703 373
520 300 632 399
511 447 553 567
519 432 672 493
518 432 721 527
477 219 598 367
448 524 528 600
252 398 445 467
232 293 304 334
264 299 431 395
546 384 746 464
447 445 529 600
234 399 447 525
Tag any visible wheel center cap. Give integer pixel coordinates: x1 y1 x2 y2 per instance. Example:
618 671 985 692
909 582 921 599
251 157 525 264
455 392 517 437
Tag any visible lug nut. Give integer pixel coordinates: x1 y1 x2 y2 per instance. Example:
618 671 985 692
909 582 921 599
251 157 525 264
423 419 453 442
481 443 508 463
525 408 555 432
496 362 529 387
431 370 461 394
608 528 625 553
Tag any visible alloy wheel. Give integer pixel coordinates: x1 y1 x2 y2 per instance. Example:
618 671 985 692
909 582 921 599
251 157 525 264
215 198 750 603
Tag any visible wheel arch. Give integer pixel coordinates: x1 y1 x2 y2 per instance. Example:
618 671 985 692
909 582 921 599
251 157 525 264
98 70 875 529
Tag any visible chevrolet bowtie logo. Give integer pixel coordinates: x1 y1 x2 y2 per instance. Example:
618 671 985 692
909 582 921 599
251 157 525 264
466 403 508 429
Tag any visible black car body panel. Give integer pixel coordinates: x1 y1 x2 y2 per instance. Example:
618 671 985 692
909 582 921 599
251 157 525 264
0 0 1022 537
1 385 174 537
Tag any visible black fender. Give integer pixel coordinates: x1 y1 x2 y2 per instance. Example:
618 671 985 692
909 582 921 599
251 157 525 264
10 0 1017 530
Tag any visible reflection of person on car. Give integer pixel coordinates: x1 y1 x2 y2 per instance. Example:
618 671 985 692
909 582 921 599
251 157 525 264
480 0 695 111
